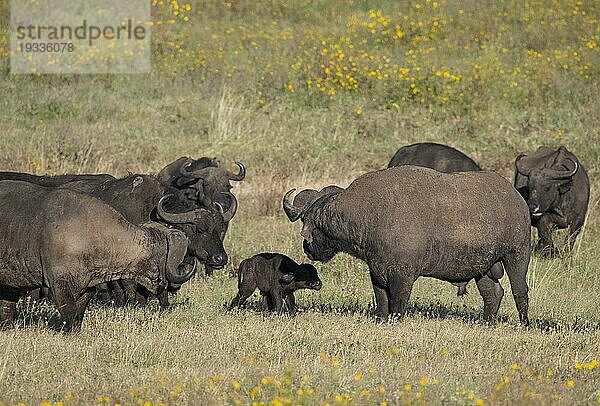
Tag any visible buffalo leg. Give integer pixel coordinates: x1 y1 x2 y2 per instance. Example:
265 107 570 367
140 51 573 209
71 289 96 331
264 294 277 312
283 293 297 315
535 216 557 258
156 290 171 309
567 220 585 252
370 272 389 320
51 285 80 333
475 273 504 323
387 271 415 319
229 286 254 310
502 252 530 326
95 283 113 305
0 297 18 330
272 289 285 314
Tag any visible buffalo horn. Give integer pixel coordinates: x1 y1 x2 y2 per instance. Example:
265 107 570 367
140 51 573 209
156 195 203 224
166 257 197 284
227 162 246 181
213 192 238 222
282 189 302 222
179 161 211 179
549 158 578 180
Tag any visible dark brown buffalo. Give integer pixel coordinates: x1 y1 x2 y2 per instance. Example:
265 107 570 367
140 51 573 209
0 170 233 307
157 156 246 275
284 166 531 324
388 142 481 172
156 156 244 212
229 253 322 314
387 142 503 296
0 180 190 332
514 146 590 257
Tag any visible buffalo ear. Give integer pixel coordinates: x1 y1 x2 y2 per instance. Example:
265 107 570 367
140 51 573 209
132 176 144 191
280 273 295 284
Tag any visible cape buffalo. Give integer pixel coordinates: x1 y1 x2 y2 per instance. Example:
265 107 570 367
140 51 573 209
156 156 246 275
387 142 481 172
0 171 233 306
514 146 590 257
156 156 245 212
283 166 531 324
229 253 322 314
0 180 193 332
386 142 502 296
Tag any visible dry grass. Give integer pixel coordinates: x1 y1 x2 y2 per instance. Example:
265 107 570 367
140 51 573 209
0 0 599 404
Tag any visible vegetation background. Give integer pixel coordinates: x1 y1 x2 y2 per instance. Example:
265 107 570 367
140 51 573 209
0 0 598 404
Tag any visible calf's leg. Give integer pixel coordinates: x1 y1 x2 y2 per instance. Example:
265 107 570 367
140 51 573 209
283 292 297 315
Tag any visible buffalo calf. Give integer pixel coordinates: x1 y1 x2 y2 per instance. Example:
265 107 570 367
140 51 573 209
229 253 322 314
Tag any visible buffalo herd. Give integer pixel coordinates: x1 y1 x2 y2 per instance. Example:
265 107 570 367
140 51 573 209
0 143 590 332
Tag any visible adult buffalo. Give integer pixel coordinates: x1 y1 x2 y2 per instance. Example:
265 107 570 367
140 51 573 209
0 170 234 306
283 166 531 324
514 146 590 257
157 156 246 275
156 156 245 212
0 180 191 332
387 142 501 296
387 142 481 172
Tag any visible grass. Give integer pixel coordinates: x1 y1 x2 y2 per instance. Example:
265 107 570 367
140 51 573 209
0 0 599 404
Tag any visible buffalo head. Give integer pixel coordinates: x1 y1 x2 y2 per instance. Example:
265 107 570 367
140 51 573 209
140 223 197 293
282 186 344 262
177 161 245 212
156 156 220 189
155 194 235 270
515 148 578 218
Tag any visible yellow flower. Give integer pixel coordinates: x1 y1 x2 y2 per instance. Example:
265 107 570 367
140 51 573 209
354 373 362 381
232 379 241 390
566 380 574 388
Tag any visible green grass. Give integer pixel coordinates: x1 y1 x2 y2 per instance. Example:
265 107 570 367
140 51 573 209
0 0 599 404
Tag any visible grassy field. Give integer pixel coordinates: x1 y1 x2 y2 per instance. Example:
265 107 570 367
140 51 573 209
0 0 599 404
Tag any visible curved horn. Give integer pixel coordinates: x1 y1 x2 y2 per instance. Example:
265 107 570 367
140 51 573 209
227 162 246 181
515 154 530 176
213 193 238 222
156 195 201 224
179 161 212 179
166 257 197 285
282 188 302 222
549 158 578 180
